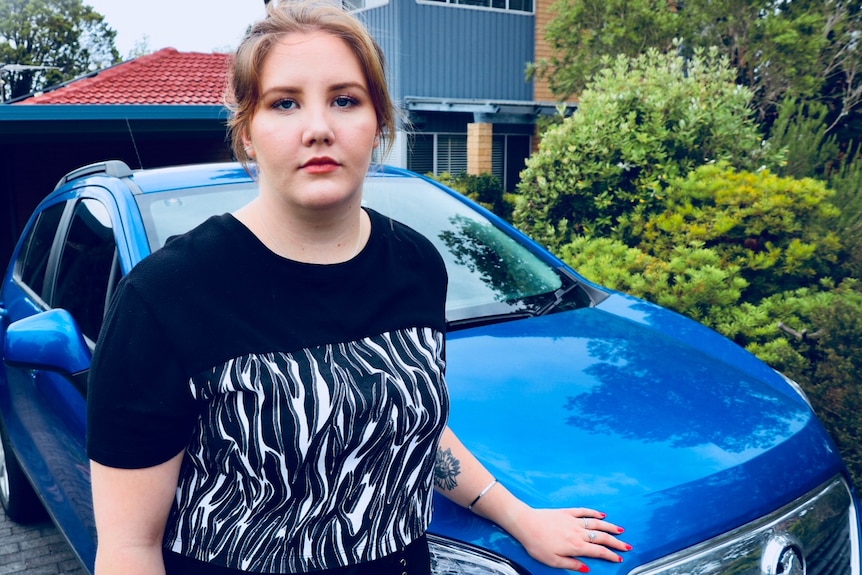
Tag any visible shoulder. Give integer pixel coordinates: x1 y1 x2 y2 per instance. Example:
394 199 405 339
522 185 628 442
126 214 246 291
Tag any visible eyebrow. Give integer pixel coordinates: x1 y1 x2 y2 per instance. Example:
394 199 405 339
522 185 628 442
261 82 370 97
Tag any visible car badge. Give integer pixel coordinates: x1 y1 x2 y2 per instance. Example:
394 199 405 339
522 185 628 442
761 533 806 575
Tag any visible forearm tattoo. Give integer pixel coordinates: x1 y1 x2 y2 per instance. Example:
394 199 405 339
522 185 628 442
434 447 461 491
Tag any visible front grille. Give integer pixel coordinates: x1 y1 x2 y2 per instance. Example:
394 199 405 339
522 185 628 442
629 475 859 575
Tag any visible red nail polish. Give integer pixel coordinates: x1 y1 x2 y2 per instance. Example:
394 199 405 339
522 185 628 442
578 566 590 573
617 527 625 534
599 513 607 518
618 556 624 563
625 544 633 551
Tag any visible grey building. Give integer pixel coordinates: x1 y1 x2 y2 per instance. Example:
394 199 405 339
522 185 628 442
353 0 570 191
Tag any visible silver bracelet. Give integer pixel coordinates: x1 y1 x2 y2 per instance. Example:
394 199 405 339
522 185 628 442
467 478 498 511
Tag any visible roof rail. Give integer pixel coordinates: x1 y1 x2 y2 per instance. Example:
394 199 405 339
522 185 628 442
54 160 133 191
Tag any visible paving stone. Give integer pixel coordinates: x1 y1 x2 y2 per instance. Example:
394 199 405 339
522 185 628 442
0 508 86 575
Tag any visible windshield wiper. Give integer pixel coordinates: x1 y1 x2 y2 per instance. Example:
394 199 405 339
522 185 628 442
533 280 582 317
446 310 535 331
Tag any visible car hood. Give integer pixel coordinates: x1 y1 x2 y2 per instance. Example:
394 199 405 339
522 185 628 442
429 294 842 573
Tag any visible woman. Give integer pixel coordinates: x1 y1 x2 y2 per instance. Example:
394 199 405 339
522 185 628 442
87 2 631 574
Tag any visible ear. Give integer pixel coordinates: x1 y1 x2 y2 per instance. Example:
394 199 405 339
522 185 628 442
242 131 256 159
373 132 381 149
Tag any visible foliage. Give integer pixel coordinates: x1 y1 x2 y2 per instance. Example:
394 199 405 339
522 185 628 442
514 49 777 249
0 0 119 100
528 0 680 100
532 0 862 142
765 96 862 280
638 164 842 301
826 153 862 279
427 172 512 220
560 236 748 326
768 98 841 181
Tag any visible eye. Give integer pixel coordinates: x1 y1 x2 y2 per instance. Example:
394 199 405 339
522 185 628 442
333 95 359 109
273 98 298 111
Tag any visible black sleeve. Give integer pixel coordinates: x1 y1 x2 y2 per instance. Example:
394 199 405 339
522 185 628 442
86 278 199 469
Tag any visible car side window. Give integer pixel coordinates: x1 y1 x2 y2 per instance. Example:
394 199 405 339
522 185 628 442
17 202 66 300
52 199 117 342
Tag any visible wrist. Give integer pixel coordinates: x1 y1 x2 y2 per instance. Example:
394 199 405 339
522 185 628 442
467 478 498 511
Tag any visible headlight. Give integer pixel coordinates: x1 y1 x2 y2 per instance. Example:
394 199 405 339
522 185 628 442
428 533 529 575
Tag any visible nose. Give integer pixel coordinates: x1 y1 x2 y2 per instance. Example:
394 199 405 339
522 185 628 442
302 107 335 147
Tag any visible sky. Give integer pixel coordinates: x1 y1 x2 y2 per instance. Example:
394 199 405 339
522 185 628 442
84 1 268 57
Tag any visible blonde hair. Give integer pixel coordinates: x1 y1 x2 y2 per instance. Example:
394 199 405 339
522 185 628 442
225 0 397 166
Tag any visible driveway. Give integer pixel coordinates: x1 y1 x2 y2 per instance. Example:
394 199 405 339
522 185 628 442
0 508 86 574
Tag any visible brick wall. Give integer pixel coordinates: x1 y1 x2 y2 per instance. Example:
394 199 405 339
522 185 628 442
467 122 494 175
534 0 556 103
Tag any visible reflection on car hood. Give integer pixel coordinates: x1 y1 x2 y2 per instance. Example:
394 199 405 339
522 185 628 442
430 293 841 573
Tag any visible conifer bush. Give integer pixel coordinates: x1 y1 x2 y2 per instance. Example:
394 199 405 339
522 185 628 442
637 163 842 301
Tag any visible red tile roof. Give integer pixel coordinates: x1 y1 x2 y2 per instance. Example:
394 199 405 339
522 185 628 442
16 48 231 105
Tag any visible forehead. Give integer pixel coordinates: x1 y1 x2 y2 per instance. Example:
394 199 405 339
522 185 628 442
260 31 366 85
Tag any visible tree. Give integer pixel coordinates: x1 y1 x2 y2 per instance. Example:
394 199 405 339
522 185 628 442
531 0 861 136
0 0 119 100
528 0 680 102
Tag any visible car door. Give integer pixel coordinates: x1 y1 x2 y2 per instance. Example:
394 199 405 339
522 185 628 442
1 193 122 569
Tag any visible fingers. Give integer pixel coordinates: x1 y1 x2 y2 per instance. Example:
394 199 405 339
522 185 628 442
582 528 633 555
550 557 592 573
566 508 607 521
515 507 633 571
567 510 633 564
586 518 626 538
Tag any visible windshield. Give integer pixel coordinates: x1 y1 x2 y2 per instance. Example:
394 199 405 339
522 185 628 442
135 174 593 326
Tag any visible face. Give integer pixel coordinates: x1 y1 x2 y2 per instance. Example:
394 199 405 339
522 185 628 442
244 31 380 214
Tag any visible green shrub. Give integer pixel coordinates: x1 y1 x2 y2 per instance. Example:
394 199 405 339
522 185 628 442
826 153 862 279
513 48 780 250
768 98 841 181
766 96 862 281
638 163 843 300
560 236 748 326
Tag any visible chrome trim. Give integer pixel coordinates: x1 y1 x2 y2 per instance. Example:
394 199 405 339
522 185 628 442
629 475 859 575
760 533 805 575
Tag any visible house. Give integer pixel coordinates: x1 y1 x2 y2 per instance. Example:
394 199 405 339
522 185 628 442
0 48 235 262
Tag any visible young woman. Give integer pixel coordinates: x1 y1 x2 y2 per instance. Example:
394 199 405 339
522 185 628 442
87 2 631 574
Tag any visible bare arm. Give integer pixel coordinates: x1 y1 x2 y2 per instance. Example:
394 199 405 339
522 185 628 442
435 427 631 573
90 451 184 575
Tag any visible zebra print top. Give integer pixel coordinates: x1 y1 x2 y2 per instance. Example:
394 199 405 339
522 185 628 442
88 209 449 573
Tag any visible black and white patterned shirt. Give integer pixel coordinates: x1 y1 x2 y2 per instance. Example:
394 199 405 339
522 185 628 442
88 209 449 573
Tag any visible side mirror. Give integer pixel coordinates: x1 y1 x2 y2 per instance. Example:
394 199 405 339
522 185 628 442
4 309 92 376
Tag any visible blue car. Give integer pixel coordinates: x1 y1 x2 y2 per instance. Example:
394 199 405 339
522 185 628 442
1 160 859 574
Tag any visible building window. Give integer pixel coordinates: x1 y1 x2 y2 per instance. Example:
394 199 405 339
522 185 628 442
343 0 388 10
408 133 468 176
418 0 533 13
492 134 531 192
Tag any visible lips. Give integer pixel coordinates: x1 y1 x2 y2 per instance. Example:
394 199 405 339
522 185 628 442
301 157 340 174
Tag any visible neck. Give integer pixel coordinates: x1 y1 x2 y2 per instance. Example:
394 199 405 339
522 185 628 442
236 198 368 264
